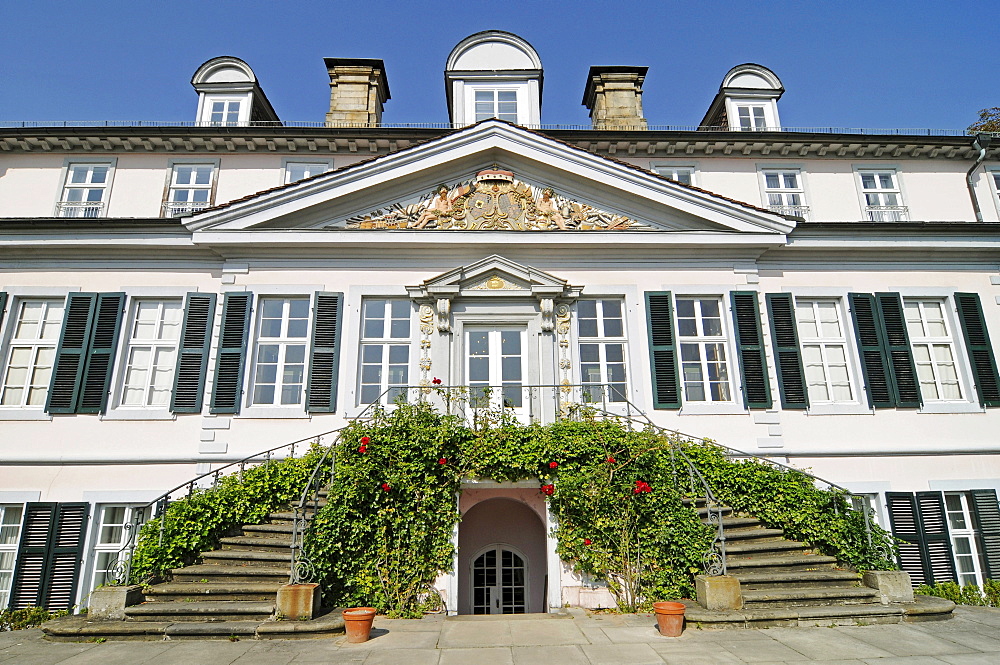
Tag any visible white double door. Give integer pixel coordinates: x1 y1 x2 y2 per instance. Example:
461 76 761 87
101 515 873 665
465 327 525 415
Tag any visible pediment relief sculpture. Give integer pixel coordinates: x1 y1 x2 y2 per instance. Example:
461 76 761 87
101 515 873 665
344 167 647 231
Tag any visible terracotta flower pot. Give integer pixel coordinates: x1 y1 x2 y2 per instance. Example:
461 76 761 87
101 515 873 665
652 601 686 637
342 606 377 643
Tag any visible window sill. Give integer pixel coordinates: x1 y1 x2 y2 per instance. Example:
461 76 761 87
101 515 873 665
101 409 177 421
238 407 312 420
679 403 748 416
0 409 52 421
805 403 873 416
918 402 984 414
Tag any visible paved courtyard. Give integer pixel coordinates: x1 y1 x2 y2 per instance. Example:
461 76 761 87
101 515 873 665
2 607 999 664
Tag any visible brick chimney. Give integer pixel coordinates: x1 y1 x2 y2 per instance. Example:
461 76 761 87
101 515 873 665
582 66 648 130
324 58 390 126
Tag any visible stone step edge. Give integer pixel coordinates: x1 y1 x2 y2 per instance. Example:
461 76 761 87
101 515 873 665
742 586 879 601
41 609 346 642
125 601 275 615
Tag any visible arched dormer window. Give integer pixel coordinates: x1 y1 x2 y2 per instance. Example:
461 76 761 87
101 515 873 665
191 56 280 127
445 31 542 127
700 64 784 131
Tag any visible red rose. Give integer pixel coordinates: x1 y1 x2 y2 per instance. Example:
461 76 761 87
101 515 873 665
540 484 555 496
381 483 391 492
438 458 447 465
358 444 367 453
361 436 370 445
633 480 652 494
606 456 616 464
432 377 442 385
548 462 559 469
584 538 592 546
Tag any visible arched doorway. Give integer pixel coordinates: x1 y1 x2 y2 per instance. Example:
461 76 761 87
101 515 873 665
457 496 546 614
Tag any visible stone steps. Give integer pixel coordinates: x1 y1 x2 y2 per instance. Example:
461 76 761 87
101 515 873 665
145 582 283 602
124 601 275 623
741 585 880 609
733 569 861 590
200 549 293 567
172 563 291 584
220 535 293 552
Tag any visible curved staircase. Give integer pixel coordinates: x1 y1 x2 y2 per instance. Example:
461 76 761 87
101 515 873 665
684 500 955 629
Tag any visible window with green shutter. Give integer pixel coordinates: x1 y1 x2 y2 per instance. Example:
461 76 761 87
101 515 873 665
170 293 217 413
306 292 343 413
644 292 680 409
210 292 253 414
8 503 88 612
886 491 956 586
77 293 125 414
849 293 921 408
730 291 771 409
764 293 808 409
954 293 1000 407
969 489 1000 580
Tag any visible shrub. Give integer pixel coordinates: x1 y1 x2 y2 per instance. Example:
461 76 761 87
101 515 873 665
917 580 1000 607
0 607 67 631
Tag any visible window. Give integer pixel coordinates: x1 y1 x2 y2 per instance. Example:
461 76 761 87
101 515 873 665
474 89 518 123
795 299 855 404
736 105 767 131
1 299 64 408
944 493 987 588
858 170 907 221
163 164 215 216
762 169 808 218
284 162 331 184
208 99 241 126
676 298 732 402
118 300 182 408
904 300 963 402
358 299 411 404
87 505 145 594
0 504 24 609
577 299 627 403
57 163 111 217
654 166 695 186
249 298 309 407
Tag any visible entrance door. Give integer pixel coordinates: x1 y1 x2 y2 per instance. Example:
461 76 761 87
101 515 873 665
472 546 527 614
466 327 525 416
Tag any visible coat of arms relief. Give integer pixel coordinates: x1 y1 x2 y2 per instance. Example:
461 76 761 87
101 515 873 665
344 167 645 231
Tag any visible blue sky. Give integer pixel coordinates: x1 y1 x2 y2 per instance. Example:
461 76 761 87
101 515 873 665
1 1 994 130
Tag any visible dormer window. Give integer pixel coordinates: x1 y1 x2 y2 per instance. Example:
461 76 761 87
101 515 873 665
208 99 241 126
700 64 784 132
736 105 767 131
475 89 519 122
191 56 279 127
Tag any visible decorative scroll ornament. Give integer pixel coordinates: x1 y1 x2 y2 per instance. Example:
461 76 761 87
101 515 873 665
418 305 435 389
540 298 554 332
468 274 526 291
435 298 451 332
345 167 645 231
555 304 573 415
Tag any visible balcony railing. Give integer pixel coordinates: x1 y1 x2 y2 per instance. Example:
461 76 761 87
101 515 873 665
162 201 210 217
55 201 105 218
768 204 810 219
865 205 909 222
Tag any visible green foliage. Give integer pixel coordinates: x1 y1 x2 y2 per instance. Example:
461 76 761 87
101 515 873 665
916 580 1000 607
0 606 67 631
129 447 327 583
968 107 1000 134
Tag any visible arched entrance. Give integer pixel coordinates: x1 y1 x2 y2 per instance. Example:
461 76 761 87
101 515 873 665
457 496 546 614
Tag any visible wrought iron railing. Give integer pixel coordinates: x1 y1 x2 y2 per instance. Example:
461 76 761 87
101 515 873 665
161 201 210 217
55 201 105 218
768 204 810 219
865 205 909 222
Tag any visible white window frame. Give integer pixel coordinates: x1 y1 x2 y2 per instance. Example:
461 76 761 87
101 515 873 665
247 297 311 409
0 503 25 610
759 167 808 218
944 492 988 588
0 297 65 410
855 168 908 221
675 296 736 406
196 93 251 127
651 164 697 187
358 298 413 406
794 298 860 407
987 167 1000 218
903 299 965 403
576 299 628 405
282 159 334 185
55 159 116 218
463 83 528 125
114 298 183 410
162 160 219 217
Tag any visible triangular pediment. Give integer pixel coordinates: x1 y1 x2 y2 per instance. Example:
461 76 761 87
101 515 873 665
186 120 794 238
408 255 573 299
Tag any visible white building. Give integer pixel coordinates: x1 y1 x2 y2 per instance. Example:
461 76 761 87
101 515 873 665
1 31 999 615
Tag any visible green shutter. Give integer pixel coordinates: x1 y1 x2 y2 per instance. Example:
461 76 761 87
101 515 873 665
171 293 217 413
765 293 808 409
969 489 1000 579
875 293 921 408
849 293 894 408
9 503 89 612
306 292 343 413
886 491 957 586
45 293 97 414
954 293 1000 407
730 291 771 409
77 293 125 414
210 292 253 414
644 292 680 409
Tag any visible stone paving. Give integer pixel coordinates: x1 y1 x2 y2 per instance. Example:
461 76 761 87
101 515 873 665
2 607 999 664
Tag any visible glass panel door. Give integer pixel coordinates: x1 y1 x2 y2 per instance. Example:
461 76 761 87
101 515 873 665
472 546 527 614
466 327 525 416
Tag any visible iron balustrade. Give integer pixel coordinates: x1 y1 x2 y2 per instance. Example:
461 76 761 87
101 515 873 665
161 201 210 217
55 201 105 218
865 205 909 222
768 204 810 219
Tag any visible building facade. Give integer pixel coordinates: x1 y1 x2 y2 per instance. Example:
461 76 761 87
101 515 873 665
1 31 999 615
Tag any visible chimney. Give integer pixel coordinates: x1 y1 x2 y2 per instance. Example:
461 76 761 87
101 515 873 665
582 66 648 130
324 58 390 126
